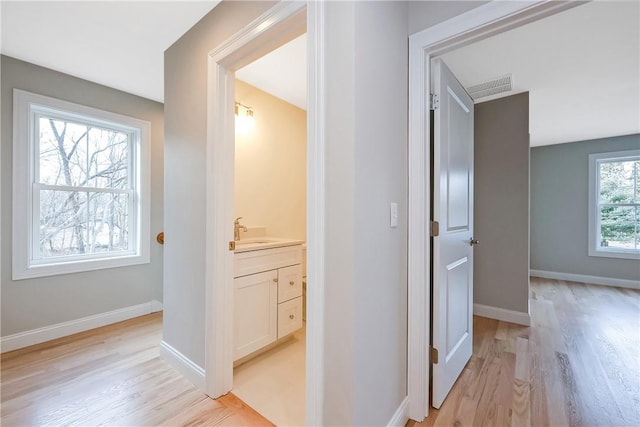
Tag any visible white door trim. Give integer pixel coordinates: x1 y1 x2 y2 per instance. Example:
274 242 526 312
407 0 584 421
205 2 325 426
305 1 326 424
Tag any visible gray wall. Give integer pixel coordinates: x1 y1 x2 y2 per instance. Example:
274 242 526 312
474 93 530 314
531 134 640 281
164 0 408 424
408 0 488 34
164 0 277 372
0 55 164 337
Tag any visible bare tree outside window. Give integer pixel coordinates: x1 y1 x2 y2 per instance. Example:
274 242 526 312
38 116 131 258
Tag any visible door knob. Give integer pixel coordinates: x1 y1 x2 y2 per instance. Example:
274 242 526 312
469 238 479 246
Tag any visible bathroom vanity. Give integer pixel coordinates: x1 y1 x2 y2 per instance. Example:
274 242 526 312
233 238 304 361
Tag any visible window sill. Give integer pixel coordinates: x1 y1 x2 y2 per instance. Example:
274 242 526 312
12 254 150 281
588 248 640 261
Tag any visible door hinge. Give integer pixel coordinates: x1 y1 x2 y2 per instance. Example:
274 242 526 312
430 346 439 364
430 93 440 110
430 220 440 237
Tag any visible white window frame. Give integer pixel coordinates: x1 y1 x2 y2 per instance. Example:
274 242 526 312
12 89 151 280
588 149 640 260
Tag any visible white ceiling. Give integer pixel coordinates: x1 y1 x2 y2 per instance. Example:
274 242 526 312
0 0 221 102
1 1 637 147
236 34 307 110
440 0 639 147
236 0 639 147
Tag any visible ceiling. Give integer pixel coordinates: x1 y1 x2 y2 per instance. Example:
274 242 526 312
0 0 221 102
236 34 307 110
1 1 637 147
439 0 639 146
236 0 639 147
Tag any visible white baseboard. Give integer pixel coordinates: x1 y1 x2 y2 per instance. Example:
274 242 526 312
530 269 640 290
150 299 164 312
387 396 409 427
474 303 530 326
159 340 206 391
0 299 163 353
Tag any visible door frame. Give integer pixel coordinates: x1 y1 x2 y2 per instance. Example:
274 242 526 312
204 2 326 426
407 0 584 420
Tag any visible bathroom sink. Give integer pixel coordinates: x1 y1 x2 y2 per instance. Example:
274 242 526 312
233 237 304 253
236 238 278 245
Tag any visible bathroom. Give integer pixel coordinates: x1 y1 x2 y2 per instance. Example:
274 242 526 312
230 34 307 427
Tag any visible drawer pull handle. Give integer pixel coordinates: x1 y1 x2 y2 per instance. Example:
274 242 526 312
273 278 278 283
289 281 295 286
289 314 295 320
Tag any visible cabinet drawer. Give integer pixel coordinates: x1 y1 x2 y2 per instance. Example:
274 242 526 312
278 264 303 303
277 296 303 339
234 245 302 278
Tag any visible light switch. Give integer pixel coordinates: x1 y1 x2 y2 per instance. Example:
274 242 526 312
390 202 398 228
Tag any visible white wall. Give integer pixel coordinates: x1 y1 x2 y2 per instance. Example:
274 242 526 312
408 0 488 34
323 1 409 424
1 56 164 338
352 2 408 423
323 4 356 422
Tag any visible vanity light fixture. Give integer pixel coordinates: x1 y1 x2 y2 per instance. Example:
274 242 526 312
235 102 255 133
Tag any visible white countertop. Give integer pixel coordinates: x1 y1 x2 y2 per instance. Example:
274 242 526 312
234 237 305 253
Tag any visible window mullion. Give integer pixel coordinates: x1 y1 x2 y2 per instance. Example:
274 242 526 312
598 203 640 208
32 184 41 261
38 183 129 194
128 131 136 253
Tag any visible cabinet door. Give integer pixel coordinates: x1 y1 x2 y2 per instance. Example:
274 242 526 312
234 270 278 361
277 264 303 303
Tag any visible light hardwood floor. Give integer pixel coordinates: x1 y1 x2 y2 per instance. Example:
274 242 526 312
409 277 640 427
0 313 273 426
2 278 638 426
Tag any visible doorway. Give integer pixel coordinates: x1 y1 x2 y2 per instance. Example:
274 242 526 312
230 35 308 425
204 2 325 426
408 0 585 421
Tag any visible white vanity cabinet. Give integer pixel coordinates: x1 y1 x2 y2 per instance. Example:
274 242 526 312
233 243 303 361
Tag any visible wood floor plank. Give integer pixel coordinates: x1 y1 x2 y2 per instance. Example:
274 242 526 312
408 278 640 427
0 313 274 426
511 378 530 427
495 321 509 340
513 337 530 382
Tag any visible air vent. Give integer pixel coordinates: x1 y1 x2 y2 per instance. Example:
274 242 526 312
466 74 513 100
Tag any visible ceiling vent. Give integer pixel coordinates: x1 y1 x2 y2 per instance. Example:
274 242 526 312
466 74 513 100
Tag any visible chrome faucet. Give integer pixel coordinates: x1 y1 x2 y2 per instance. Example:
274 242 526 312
234 217 247 241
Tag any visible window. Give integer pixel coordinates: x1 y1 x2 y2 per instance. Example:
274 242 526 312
588 149 640 260
13 89 150 279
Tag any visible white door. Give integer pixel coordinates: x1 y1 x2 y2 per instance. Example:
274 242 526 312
431 58 476 409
